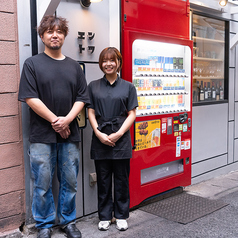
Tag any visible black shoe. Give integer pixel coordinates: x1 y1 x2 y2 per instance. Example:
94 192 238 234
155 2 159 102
37 228 51 238
62 223 82 238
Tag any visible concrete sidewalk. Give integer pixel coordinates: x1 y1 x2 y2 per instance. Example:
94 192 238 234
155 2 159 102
2 170 238 238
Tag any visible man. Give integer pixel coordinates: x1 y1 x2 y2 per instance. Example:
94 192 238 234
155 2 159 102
18 15 90 238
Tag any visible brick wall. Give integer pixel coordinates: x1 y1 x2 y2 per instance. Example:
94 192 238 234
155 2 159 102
0 0 25 233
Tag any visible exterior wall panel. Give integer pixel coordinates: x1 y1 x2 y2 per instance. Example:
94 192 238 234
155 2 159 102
228 121 234 164
0 0 25 233
229 68 235 121
0 42 17 64
192 154 228 178
0 0 15 13
0 65 18 93
230 34 236 68
0 12 16 40
192 104 228 163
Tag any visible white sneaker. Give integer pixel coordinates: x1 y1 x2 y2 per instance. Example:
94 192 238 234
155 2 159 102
116 219 128 231
98 220 111 231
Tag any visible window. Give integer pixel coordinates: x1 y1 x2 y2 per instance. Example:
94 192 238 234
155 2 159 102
192 13 228 104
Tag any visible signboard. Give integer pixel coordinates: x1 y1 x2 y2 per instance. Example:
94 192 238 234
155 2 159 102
135 119 161 151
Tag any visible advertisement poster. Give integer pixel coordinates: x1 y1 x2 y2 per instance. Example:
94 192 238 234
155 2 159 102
135 119 161 151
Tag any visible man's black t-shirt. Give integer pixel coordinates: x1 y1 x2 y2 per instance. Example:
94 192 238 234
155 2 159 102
18 53 90 143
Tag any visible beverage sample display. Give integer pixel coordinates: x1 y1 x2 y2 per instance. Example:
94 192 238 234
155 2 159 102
132 40 191 116
204 82 208 100
199 81 205 101
211 82 216 100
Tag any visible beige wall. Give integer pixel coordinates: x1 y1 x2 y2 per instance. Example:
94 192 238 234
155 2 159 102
0 0 25 233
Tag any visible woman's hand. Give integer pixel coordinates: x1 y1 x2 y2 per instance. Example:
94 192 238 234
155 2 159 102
96 131 115 147
108 131 123 143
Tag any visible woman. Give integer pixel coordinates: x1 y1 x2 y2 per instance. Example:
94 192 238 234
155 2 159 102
88 47 138 231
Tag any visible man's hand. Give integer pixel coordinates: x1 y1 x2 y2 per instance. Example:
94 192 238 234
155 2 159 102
59 126 71 139
51 117 69 133
51 117 71 139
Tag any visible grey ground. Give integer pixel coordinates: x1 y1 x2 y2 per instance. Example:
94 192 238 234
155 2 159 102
2 170 238 238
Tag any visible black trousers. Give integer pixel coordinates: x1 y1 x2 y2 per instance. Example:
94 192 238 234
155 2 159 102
94 159 130 221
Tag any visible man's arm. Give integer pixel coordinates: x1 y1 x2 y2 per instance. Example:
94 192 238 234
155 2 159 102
26 98 58 123
25 98 71 139
51 101 85 132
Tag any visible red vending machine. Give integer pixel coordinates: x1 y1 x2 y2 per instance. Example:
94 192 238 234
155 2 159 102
121 0 192 208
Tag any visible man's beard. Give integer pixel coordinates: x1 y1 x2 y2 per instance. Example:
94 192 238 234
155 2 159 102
49 45 61 50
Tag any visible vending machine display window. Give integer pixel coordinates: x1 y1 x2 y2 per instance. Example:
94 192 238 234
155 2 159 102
132 39 192 116
192 13 228 104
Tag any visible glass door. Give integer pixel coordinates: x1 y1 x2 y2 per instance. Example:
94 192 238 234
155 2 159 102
192 14 227 104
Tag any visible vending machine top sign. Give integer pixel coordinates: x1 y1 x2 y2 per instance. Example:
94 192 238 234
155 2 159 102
122 0 190 39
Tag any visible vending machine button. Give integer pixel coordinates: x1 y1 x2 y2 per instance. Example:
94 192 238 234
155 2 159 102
184 113 188 120
174 124 179 132
188 118 191 127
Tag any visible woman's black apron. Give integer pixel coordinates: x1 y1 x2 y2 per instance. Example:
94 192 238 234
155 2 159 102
90 116 132 160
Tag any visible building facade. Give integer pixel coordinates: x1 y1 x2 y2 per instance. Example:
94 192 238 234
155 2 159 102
1 0 238 234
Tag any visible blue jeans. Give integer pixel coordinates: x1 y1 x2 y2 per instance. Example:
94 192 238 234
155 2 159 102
29 143 80 228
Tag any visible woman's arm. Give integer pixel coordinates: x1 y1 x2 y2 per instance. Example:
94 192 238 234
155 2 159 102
88 108 115 147
108 108 136 143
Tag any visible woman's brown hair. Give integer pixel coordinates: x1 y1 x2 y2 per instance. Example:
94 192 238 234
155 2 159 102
99 47 123 73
